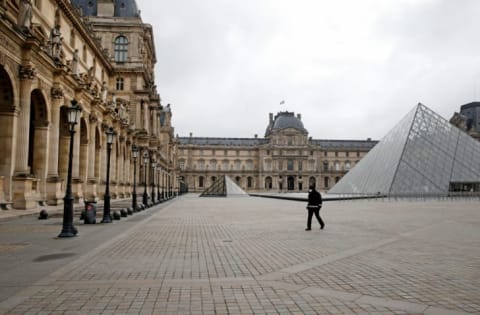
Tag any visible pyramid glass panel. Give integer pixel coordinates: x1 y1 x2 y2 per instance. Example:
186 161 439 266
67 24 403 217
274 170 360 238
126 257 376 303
330 103 480 196
329 105 417 194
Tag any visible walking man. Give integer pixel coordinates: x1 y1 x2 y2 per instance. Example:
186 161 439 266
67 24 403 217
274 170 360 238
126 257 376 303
306 184 325 231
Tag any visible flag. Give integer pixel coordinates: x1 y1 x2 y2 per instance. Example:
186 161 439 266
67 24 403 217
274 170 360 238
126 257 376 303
280 100 285 105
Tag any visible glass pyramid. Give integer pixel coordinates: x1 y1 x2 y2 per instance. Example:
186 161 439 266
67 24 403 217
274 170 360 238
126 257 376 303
200 176 248 197
330 103 480 196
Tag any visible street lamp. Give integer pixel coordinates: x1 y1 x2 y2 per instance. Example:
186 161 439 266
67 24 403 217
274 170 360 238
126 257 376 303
131 145 138 212
58 99 82 238
142 151 149 206
151 159 156 204
101 127 116 223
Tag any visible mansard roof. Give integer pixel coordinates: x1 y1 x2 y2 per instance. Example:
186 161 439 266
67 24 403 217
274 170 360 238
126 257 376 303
178 136 377 149
71 0 140 18
310 139 378 149
178 137 268 147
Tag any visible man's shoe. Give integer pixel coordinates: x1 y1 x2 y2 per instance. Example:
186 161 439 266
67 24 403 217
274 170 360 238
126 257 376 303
320 224 325 230
305 228 311 231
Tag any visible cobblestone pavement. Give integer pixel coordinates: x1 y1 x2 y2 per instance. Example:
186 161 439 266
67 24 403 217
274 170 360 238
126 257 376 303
0 195 479 314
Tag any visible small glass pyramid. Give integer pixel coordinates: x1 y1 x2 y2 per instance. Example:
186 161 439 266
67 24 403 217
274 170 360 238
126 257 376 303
330 103 480 196
200 176 248 197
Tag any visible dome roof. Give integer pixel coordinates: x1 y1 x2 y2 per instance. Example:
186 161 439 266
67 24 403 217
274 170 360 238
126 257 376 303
265 111 307 136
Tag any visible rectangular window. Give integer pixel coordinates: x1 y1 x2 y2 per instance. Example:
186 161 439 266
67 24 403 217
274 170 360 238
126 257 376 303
287 160 294 171
323 161 329 172
278 160 283 171
298 160 303 171
116 77 124 90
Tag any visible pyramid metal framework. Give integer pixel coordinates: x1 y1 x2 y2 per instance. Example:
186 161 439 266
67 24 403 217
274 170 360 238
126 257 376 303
330 103 480 196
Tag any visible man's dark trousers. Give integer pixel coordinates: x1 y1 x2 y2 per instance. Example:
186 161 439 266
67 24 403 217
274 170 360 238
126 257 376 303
307 205 324 229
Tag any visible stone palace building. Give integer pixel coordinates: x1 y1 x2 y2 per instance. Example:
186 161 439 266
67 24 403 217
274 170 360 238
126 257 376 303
0 0 177 210
177 112 377 193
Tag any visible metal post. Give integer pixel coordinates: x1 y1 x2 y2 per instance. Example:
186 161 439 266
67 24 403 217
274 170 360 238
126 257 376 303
102 127 115 223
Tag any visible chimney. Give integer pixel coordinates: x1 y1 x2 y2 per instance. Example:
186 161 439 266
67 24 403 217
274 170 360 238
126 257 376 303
254 134 258 138
189 132 193 138
269 113 273 123
297 113 302 120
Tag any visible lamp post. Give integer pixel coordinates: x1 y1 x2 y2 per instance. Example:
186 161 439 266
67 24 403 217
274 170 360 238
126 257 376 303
101 127 116 223
131 145 138 212
58 100 82 238
157 167 161 203
151 159 156 204
142 151 149 206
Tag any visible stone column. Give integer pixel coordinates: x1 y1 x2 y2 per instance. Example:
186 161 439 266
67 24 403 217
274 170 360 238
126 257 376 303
12 65 36 209
72 116 83 202
111 139 118 198
86 115 98 201
46 87 64 205
14 66 33 175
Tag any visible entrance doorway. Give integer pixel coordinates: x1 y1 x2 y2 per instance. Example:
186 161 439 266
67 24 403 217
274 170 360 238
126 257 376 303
287 176 294 190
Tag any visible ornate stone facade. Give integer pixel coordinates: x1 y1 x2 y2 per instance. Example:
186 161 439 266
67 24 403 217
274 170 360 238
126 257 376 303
450 102 480 142
177 112 377 193
0 0 176 209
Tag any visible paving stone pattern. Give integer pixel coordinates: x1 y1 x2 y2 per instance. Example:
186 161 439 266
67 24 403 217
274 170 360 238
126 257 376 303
1 195 479 314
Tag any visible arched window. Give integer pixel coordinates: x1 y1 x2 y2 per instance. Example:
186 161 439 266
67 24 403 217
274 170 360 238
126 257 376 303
114 36 128 62
265 177 272 189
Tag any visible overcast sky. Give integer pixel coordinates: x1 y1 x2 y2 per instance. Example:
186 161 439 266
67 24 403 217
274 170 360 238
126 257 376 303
139 0 480 140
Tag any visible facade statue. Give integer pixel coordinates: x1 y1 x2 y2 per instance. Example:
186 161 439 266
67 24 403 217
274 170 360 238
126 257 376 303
50 25 62 58
71 49 79 77
17 0 33 31
101 81 108 102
